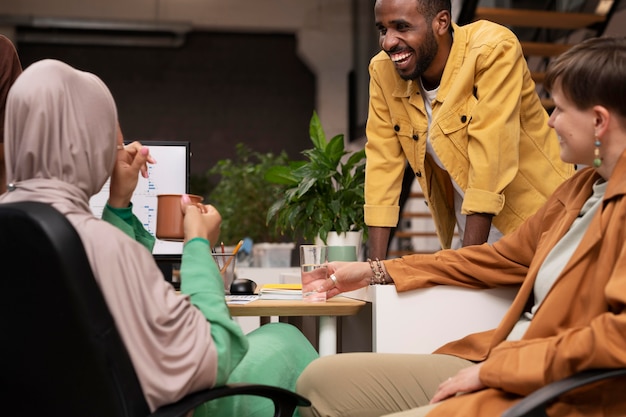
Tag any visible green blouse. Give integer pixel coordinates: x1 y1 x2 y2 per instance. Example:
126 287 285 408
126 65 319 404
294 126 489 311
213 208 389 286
102 203 317 416
102 203 248 384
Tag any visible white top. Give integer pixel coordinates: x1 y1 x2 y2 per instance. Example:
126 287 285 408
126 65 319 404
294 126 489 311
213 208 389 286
420 78 503 247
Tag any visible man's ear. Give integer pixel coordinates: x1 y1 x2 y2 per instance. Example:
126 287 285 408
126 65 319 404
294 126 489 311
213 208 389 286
433 10 451 36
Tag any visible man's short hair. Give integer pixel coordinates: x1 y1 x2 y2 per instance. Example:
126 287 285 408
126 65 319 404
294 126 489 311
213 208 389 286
417 0 452 22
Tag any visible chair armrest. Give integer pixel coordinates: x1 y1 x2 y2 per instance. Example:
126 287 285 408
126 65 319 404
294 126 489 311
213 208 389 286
502 368 626 417
149 383 311 417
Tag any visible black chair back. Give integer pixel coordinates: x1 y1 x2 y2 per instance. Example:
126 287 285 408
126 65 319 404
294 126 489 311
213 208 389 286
0 202 150 417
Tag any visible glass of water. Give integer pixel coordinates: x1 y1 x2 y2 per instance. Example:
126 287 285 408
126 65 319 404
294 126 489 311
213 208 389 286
300 245 328 302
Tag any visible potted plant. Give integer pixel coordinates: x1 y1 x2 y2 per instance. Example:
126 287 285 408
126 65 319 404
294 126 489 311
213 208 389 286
207 143 291 247
206 143 298 267
265 111 367 247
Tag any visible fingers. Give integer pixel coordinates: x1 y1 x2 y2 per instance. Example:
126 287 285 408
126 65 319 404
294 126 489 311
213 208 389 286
132 146 153 179
325 287 342 299
125 141 157 163
429 364 485 405
180 195 207 214
181 194 194 215
180 200 221 245
430 378 455 404
194 202 208 214
120 141 156 178
180 197 216 218
133 147 150 178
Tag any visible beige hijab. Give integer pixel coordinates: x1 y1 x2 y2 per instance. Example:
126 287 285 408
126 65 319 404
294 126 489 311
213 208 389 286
0 59 218 410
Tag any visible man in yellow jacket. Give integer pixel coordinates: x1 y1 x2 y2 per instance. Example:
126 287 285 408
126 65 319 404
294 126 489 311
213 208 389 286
365 0 573 259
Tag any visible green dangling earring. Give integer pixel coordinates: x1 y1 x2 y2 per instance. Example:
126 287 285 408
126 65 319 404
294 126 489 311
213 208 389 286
593 136 602 168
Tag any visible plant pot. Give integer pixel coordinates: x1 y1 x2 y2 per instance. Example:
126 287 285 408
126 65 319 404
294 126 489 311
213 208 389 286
315 230 363 261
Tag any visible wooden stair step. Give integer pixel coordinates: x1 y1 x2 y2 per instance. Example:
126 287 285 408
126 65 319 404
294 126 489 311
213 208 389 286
531 71 545 84
520 41 573 57
474 7 607 30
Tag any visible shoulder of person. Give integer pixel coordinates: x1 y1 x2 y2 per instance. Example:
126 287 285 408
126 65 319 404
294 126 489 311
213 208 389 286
369 49 390 67
369 49 399 79
460 19 519 46
552 166 600 200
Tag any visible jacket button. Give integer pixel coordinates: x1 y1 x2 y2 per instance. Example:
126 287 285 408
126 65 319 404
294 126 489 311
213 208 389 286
461 115 467 123
412 134 419 141
415 171 422 177
394 125 400 132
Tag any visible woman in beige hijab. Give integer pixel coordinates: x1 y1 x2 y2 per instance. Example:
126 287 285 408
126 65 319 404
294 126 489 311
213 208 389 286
0 59 317 417
0 35 22 194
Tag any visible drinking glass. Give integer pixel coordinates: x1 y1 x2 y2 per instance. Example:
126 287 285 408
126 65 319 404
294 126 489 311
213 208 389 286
300 245 328 302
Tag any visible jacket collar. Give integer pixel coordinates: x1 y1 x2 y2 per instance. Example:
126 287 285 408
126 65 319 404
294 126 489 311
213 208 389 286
552 151 626 279
604 149 626 202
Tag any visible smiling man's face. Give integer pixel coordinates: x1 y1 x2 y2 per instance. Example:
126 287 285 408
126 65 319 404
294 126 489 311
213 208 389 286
375 0 440 82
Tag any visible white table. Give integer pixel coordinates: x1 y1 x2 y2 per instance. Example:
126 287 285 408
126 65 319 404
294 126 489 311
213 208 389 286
343 285 518 353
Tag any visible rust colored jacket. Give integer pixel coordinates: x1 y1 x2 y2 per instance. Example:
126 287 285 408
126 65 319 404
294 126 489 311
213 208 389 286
385 153 626 416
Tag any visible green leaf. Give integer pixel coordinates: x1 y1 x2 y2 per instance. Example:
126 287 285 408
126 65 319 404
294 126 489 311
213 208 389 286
309 111 327 151
265 165 300 186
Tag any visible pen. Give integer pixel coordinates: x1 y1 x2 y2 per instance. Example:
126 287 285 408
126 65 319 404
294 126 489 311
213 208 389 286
220 239 244 274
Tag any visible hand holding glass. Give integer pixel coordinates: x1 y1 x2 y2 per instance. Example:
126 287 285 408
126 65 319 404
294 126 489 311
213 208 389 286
300 245 328 302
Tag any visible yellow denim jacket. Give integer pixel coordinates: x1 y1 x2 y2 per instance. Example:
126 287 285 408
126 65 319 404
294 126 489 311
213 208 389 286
364 20 574 249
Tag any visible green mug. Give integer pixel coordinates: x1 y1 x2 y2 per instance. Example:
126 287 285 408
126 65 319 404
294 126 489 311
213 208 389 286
327 245 357 262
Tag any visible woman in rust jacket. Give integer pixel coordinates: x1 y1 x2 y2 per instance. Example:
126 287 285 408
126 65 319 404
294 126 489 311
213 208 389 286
297 36 626 417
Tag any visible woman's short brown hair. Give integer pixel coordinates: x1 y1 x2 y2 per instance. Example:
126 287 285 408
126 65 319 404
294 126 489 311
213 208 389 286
544 36 626 119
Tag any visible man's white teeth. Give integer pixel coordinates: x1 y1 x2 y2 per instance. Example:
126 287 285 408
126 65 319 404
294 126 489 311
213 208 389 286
391 52 411 63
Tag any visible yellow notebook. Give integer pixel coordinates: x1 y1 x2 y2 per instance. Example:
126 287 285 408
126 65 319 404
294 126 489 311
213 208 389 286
261 283 302 290
259 283 302 299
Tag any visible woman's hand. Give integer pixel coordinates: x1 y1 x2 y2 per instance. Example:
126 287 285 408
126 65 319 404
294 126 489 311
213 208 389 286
303 261 373 299
429 363 486 404
108 138 156 208
181 195 221 246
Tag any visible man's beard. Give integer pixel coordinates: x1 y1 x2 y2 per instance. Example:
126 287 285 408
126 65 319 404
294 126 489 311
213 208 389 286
401 28 438 81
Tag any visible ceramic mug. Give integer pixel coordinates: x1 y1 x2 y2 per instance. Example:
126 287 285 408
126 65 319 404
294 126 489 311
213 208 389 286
156 194 203 241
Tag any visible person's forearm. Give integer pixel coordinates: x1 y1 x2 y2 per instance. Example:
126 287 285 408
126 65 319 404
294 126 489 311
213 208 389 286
462 213 493 246
367 226 391 260
181 238 248 384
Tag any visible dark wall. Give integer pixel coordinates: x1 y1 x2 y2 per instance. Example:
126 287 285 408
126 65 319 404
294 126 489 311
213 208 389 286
16 31 316 180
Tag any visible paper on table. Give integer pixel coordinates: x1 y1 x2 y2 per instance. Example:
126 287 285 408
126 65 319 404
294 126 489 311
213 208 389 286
226 295 259 304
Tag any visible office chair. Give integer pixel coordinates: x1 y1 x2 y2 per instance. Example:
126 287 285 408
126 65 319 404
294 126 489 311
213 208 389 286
0 201 310 417
501 367 626 416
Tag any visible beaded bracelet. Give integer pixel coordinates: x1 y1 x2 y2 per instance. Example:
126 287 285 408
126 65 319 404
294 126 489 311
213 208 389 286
367 258 388 285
